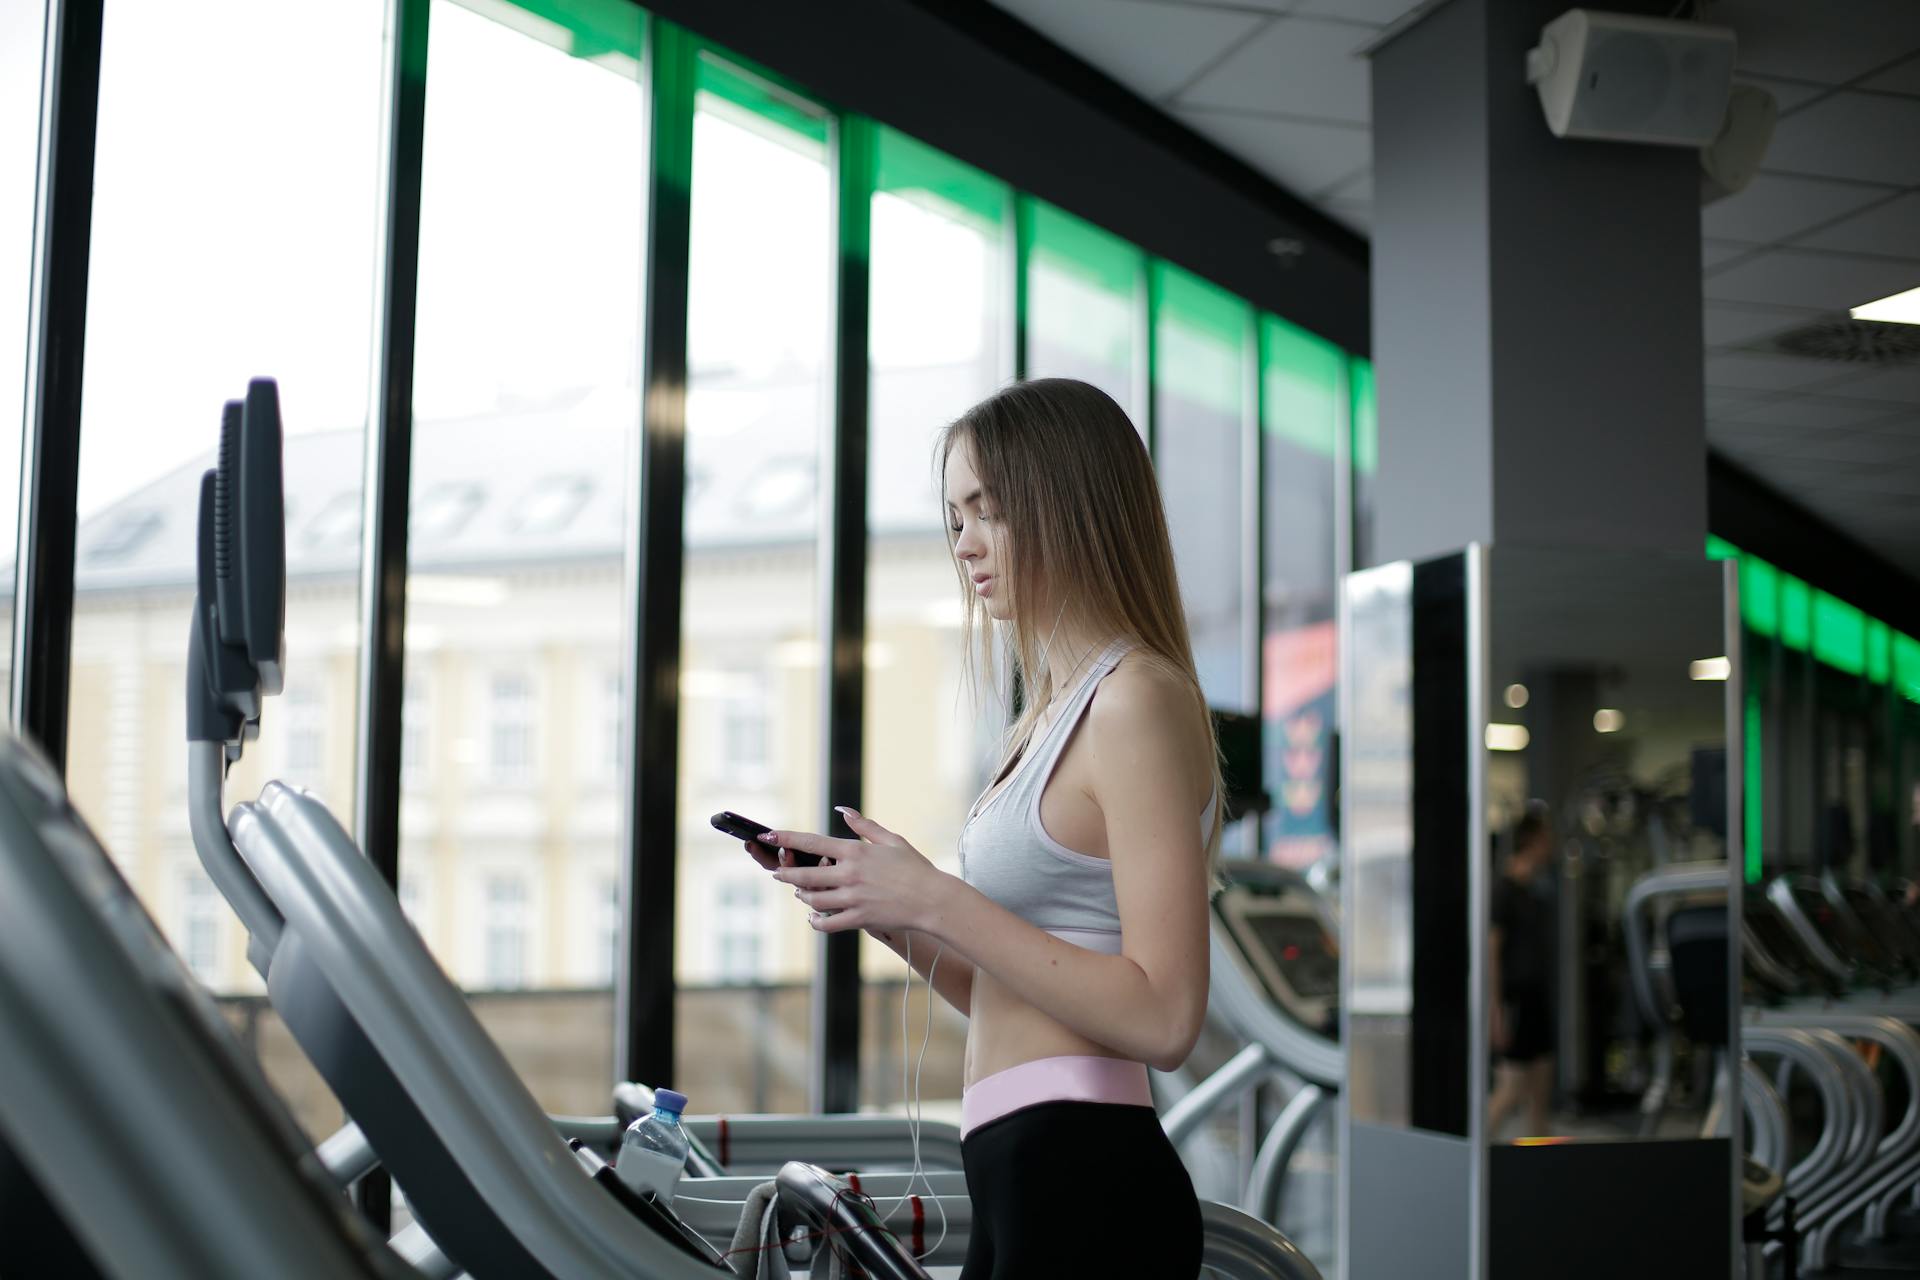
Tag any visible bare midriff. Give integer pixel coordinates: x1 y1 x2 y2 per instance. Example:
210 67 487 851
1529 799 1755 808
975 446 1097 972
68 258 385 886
963 965 1133 1089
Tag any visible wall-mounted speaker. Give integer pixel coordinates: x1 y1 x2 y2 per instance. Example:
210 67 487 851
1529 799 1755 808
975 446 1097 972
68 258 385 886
1525 9 1736 147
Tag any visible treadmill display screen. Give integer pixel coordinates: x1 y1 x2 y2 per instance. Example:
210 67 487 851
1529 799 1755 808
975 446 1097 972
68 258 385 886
1248 913 1339 999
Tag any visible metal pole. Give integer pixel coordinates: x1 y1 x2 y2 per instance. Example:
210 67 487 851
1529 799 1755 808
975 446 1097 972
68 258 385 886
11 0 103 765
811 111 874 1114
350 0 430 1233
617 15 695 1092
354 0 429 886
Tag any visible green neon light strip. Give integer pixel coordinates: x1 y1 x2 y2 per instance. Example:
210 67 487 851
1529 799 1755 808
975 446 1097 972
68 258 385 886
1868 619 1892 684
1813 590 1867 676
1745 692 1762 884
1351 357 1377 477
1025 198 1144 296
454 0 644 70
873 125 1006 232
1779 573 1810 651
1259 313 1342 459
1897 633 1920 702
1153 261 1248 419
1705 534 1739 561
1737 555 1776 638
696 53 830 148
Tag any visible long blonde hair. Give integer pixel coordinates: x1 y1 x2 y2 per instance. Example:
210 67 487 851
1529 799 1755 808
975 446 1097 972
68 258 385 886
937 377 1225 868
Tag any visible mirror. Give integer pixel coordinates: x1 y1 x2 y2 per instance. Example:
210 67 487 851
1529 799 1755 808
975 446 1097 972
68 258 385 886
1483 544 1732 1146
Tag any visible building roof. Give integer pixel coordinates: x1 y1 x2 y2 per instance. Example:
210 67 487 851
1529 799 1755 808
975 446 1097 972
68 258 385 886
72 363 983 594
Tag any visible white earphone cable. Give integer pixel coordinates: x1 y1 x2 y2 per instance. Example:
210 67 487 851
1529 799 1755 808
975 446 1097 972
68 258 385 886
869 932 949 1259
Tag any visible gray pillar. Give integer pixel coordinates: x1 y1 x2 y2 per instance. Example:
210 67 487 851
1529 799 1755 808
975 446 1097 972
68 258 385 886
1369 0 1706 569
1350 4 1727 1279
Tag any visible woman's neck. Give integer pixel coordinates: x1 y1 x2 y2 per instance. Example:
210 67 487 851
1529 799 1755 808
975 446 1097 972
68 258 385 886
1036 617 1109 697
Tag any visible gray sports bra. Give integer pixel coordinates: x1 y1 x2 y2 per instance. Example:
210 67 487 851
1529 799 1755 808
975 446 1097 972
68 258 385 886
958 640 1217 956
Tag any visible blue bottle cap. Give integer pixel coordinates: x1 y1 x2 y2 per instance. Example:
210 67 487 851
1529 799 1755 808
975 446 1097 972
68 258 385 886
653 1088 688 1114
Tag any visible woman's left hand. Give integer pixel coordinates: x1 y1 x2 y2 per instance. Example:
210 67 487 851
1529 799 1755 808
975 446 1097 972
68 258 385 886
761 808 949 934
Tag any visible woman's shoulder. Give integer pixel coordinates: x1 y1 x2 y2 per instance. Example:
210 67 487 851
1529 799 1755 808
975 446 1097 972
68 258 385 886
1086 650 1199 737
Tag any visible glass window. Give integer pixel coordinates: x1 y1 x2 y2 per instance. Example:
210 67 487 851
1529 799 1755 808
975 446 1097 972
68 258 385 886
677 54 831 1113
596 873 620 987
716 667 771 783
596 667 624 785
180 867 224 983
282 681 326 777
487 670 536 784
712 879 764 984
482 874 530 990
1153 262 1252 713
63 0 386 1140
859 126 1008 1112
1260 315 1344 869
401 672 429 790
399 0 645 1113
1023 198 1145 425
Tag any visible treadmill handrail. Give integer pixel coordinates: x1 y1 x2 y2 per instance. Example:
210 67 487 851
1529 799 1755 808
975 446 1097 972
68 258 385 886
775 1162 932 1280
1206 923 1343 1089
1767 876 1857 986
230 782 728 1279
0 740 405 1280
1620 861 1730 1033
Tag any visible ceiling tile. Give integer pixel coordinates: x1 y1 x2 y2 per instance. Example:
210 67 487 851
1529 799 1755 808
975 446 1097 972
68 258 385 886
1704 351 1847 392
1176 108 1371 194
1857 418 1920 442
1703 304 1822 349
1758 429 1920 463
988 0 1268 101
1723 0 1920 85
1704 246 1920 311
1860 53 1920 96
1703 239 1762 269
1762 93 1920 185
1324 168 1371 200
1160 0 1297 11
1176 17 1373 124
1289 0 1426 23
1793 190 1920 259
1323 198 1371 233
1706 387 1779 416
1702 172 1892 244
1713 393 1909 429
1832 363 1920 402
1740 76 1830 114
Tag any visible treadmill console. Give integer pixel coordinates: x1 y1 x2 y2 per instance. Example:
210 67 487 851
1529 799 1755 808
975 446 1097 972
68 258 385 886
1217 887 1340 1036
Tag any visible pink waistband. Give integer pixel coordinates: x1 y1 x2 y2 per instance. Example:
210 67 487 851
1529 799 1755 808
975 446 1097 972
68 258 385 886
960 1054 1154 1138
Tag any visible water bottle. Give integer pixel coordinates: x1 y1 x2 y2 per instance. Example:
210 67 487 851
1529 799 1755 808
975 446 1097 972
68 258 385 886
616 1088 690 1203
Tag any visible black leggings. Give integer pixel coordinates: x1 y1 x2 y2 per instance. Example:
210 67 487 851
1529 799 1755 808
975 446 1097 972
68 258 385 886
959 1100 1202 1279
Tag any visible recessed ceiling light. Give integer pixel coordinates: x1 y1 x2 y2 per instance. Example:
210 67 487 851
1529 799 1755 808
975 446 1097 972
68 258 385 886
1504 683 1529 708
1486 724 1530 752
1593 708 1625 733
1690 656 1732 681
1852 285 1920 326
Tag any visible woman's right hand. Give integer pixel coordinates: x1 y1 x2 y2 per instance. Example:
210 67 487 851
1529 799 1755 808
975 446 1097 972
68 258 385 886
743 839 898 946
741 837 782 872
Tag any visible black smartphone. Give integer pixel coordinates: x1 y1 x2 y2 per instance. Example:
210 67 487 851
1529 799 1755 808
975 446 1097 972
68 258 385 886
710 810 825 866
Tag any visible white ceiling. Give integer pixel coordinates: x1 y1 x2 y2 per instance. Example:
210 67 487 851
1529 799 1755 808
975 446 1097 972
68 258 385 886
988 0 1920 575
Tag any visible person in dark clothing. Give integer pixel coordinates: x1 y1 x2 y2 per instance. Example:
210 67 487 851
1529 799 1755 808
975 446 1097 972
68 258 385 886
1488 805 1555 1140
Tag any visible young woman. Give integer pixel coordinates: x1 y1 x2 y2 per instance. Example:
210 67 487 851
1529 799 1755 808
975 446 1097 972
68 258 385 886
745 378 1220 1277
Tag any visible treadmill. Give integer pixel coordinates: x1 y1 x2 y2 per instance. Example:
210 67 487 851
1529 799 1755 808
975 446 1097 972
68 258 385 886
183 380 1328 1280
1163 861 1343 1228
0 732 421 1280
